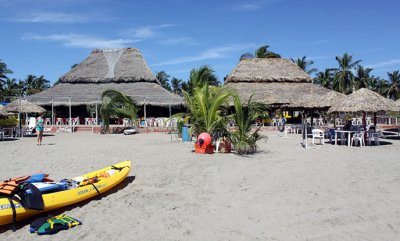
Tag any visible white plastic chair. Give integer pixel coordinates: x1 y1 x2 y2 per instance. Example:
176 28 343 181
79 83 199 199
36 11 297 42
312 129 324 145
367 131 380 146
351 132 365 147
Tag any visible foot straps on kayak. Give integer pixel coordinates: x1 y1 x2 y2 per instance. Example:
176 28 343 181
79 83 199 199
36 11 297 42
8 198 17 232
111 165 130 172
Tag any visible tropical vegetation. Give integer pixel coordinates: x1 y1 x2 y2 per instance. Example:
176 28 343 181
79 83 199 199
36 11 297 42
100 89 138 133
0 59 50 101
230 95 264 155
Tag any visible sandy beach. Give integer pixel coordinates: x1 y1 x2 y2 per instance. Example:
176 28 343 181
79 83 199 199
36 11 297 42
1 131 400 241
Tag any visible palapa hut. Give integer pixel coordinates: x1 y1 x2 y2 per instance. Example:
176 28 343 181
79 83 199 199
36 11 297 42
27 48 184 119
224 58 333 108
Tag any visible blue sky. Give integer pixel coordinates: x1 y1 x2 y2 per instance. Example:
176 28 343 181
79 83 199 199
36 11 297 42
1 0 399 85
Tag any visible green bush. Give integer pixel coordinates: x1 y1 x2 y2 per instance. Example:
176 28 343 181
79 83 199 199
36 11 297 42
0 116 18 127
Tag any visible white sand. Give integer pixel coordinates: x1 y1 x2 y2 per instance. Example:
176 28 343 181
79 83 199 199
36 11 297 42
1 131 400 241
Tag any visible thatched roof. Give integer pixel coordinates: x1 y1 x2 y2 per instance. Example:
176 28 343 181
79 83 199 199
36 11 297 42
224 82 333 106
288 89 345 109
28 48 183 107
223 58 332 106
5 99 46 113
328 88 399 113
0 105 10 116
225 58 312 83
27 82 184 107
59 48 160 84
396 99 400 107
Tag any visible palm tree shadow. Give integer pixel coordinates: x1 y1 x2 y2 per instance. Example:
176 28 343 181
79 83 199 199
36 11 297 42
0 176 135 233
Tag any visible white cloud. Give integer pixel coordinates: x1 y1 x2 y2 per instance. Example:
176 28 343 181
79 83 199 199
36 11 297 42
366 59 400 69
15 12 92 24
152 44 256 66
230 0 284 11
24 33 134 49
127 24 176 39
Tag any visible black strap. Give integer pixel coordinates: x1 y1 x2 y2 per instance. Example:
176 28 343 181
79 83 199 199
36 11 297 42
8 198 17 232
111 165 130 172
91 183 101 196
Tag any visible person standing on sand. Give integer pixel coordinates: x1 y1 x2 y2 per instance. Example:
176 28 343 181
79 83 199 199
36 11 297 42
36 112 44 145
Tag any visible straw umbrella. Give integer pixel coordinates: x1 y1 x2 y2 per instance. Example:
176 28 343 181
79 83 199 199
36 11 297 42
5 99 46 134
288 88 345 148
328 88 399 143
5 99 46 113
0 105 10 117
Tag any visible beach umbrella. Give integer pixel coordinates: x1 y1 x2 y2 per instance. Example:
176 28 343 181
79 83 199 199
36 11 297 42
5 99 46 135
288 88 345 149
5 99 46 113
328 88 399 143
0 105 10 117
328 88 399 113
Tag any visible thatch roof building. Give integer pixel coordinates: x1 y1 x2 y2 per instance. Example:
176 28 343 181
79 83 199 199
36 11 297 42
27 48 183 107
224 58 333 107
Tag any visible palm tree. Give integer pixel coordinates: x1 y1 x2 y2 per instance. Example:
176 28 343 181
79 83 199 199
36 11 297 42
314 69 334 89
332 53 361 93
370 77 389 97
386 70 400 100
32 75 50 94
255 45 281 58
171 77 183 95
2 78 19 98
186 66 219 95
156 71 172 91
240 45 281 60
23 75 50 95
24 74 36 96
230 95 264 155
0 60 13 100
0 59 13 84
291 56 318 75
100 89 138 133
182 84 231 136
353 65 373 90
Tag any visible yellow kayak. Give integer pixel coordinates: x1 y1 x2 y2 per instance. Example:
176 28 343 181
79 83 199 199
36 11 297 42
0 160 132 226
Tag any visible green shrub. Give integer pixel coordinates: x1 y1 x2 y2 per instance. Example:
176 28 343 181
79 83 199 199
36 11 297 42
0 116 18 127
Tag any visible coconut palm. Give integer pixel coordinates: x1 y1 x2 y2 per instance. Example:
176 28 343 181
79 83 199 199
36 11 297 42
156 71 172 91
182 84 231 137
0 59 13 84
314 69 334 89
171 77 183 95
353 65 373 90
0 60 13 100
386 70 400 100
370 77 389 97
100 89 138 133
332 53 361 93
2 78 19 98
230 95 264 155
255 45 281 58
186 66 219 95
291 56 317 75
240 45 281 60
